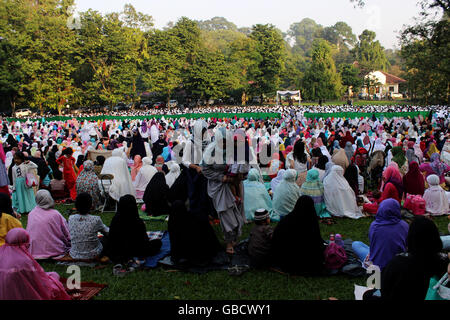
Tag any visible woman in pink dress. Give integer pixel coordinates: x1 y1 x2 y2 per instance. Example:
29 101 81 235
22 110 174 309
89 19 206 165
26 190 71 260
0 228 71 300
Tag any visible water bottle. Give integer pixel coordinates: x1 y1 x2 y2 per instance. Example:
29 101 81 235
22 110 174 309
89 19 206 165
329 234 335 244
335 234 344 247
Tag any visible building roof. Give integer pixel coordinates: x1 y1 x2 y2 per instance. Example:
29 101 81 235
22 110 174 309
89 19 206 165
380 71 406 84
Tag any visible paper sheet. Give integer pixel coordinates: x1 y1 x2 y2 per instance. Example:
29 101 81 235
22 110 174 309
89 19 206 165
354 284 369 300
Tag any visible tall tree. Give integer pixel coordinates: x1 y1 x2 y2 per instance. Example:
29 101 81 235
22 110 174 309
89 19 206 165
287 18 323 56
183 47 233 105
143 29 184 104
352 30 390 74
302 39 344 100
249 24 286 102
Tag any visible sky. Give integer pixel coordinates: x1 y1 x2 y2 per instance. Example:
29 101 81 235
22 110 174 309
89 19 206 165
73 0 424 49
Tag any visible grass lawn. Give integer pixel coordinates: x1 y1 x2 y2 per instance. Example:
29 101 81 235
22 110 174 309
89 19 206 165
20 204 449 300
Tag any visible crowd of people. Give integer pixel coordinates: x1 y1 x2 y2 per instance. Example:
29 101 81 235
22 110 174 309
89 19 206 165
0 103 449 300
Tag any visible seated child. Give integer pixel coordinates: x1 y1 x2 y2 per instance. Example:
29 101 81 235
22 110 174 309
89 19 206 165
248 209 274 268
49 170 68 200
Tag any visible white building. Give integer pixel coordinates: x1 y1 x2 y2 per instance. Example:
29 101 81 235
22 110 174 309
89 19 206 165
362 71 406 98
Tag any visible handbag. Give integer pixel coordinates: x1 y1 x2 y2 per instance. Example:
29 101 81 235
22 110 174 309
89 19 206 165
426 274 450 300
25 172 38 188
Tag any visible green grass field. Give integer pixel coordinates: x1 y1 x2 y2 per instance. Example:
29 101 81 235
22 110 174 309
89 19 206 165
19 203 450 300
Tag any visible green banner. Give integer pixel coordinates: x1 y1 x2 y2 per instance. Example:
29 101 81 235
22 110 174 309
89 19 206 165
5 112 282 122
303 111 431 119
5 111 432 122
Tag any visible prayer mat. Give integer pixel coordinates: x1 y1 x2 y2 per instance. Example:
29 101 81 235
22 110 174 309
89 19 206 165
60 278 107 300
139 210 168 222
144 231 171 268
147 231 165 241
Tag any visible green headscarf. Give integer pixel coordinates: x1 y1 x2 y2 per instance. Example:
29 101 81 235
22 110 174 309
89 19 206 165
391 146 406 167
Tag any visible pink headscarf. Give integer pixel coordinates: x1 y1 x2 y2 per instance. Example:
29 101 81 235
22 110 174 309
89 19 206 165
131 155 143 181
0 228 71 300
0 143 6 163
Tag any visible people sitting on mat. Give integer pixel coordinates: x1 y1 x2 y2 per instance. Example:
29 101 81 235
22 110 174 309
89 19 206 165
248 209 274 268
26 190 70 260
272 169 301 220
100 149 135 201
270 195 326 275
323 165 363 219
76 160 102 210
133 156 157 199
104 195 162 266
0 228 71 300
143 172 170 217
168 200 222 266
364 217 447 300
0 197 23 247
423 175 449 216
403 161 425 197
352 199 409 271
363 164 403 215
243 168 275 222
67 193 109 261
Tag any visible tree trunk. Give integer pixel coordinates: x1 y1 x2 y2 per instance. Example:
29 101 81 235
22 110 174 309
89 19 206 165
10 97 16 117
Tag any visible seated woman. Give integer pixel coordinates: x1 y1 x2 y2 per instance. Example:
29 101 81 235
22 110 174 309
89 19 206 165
403 161 425 196
243 168 276 222
165 161 181 188
168 200 223 266
378 217 447 300
143 172 170 216
272 169 301 219
363 164 403 215
352 199 409 271
420 153 450 187
68 193 109 261
344 164 360 196
391 146 408 176
76 160 102 210
323 165 363 219
270 169 285 194
130 155 143 182
133 157 157 199
332 148 349 172
0 228 71 300
0 202 22 247
94 155 105 177
423 175 449 216
313 155 328 181
105 195 162 265
49 169 69 200
267 152 284 180
300 169 332 221
26 190 71 260
270 195 326 275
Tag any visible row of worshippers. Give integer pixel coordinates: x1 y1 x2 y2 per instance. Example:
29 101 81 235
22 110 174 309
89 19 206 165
1 189 448 300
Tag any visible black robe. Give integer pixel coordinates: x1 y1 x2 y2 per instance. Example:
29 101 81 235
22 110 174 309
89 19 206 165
270 195 326 275
105 195 161 263
143 172 170 217
168 200 222 266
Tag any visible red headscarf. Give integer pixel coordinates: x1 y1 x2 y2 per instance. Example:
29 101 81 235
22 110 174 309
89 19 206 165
402 161 425 196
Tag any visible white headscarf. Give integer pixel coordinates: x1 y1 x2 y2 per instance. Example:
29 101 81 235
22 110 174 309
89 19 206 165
133 157 157 192
101 150 135 201
323 165 363 219
423 175 449 216
165 161 180 188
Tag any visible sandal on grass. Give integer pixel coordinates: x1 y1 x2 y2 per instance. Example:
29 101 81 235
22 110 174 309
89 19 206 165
113 264 127 277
